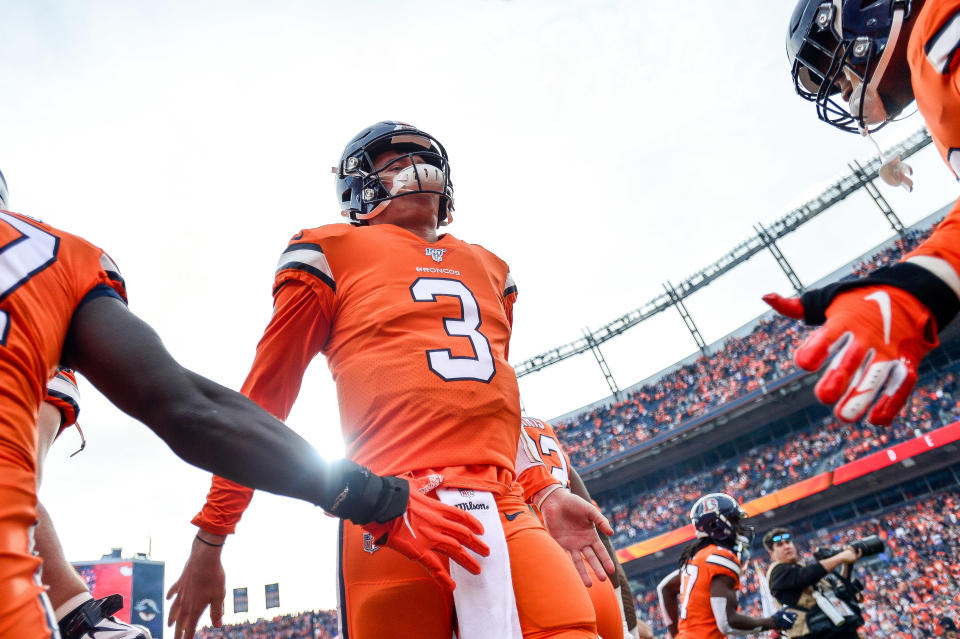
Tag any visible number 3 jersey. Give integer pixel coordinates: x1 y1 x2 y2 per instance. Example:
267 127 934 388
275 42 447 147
0 210 126 471
194 223 521 534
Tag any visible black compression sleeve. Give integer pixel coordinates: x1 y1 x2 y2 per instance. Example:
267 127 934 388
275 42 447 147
318 460 409 525
799 262 960 331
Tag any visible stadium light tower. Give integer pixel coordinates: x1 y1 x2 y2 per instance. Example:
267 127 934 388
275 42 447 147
663 281 707 356
755 223 804 295
583 327 621 400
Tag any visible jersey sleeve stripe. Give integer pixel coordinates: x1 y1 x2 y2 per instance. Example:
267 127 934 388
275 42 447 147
705 554 741 575
924 11 960 73
99 253 125 288
276 244 336 292
47 372 79 399
46 389 80 422
503 272 517 297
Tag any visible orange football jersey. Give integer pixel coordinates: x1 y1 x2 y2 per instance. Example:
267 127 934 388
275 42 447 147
516 416 570 502
675 545 742 639
44 368 80 437
195 223 520 534
0 210 126 471
904 0 960 279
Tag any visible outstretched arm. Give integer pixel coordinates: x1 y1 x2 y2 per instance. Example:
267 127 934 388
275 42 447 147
64 296 331 501
709 575 791 635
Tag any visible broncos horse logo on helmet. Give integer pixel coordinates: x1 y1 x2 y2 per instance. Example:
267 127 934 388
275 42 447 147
333 121 454 226
690 493 754 547
787 0 917 133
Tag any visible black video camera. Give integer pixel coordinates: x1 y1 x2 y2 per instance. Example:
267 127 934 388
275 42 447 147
813 535 885 561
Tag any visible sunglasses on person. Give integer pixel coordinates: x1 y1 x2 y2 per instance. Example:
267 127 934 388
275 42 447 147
770 533 792 546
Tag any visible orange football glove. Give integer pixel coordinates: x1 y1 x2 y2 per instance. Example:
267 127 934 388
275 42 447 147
361 474 489 591
764 285 937 425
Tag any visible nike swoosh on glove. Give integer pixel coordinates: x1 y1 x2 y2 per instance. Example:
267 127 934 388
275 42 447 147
361 474 490 591
764 285 937 425
772 608 798 630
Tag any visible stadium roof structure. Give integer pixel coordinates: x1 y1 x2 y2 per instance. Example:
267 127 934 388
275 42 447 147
513 128 933 390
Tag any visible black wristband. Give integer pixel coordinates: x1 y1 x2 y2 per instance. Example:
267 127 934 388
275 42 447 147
321 460 409 525
195 534 224 547
799 262 960 331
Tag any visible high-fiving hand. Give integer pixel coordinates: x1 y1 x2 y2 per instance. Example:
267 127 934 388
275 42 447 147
362 474 490 591
764 284 937 424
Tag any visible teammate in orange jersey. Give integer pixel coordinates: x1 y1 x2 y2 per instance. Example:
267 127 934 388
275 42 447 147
767 0 960 425
656 494 795 638
166 121 614 639
516 416 639 639
0 169 484 639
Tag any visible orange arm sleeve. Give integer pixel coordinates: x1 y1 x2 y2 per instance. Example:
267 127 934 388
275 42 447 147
191 280 333 534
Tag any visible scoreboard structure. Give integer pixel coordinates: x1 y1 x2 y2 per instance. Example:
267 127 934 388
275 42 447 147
73 552 165 638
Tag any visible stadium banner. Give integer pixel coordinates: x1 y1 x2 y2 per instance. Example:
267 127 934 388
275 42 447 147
73 562 134 622
615 524 695 563
130 562 164 638
744 472 832 514
617 473 833 563
833 420 960 485
234 587 248 613
265 582 280 609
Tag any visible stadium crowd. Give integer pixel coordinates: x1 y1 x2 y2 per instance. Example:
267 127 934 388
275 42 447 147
601 368 960 546
557 224 937 471
636 488 960 637
195 609 337 639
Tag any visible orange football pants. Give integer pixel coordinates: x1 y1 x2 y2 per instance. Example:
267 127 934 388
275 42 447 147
337 489 596 639
584 563 622 639
0 443 56 639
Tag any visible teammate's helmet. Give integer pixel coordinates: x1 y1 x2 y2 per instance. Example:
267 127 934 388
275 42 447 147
689 493 751 543
334 121 454 226
0 169 8 210
787 0 915 133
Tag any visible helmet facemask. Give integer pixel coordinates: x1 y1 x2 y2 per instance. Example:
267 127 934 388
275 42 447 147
336 129 455 227
790 0 913 134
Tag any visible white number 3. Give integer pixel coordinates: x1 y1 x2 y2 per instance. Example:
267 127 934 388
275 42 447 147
410 278 496 382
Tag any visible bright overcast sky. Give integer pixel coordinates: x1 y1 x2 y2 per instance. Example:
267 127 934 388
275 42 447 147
4 0 958 629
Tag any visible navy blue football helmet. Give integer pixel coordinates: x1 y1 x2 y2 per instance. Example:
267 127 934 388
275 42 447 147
0 169 8 210
334 121 454 226
690 493 753 544
787 0 915 133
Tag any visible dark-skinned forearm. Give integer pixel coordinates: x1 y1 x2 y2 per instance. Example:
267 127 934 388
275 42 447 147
63 297 345 509
727 611 776 631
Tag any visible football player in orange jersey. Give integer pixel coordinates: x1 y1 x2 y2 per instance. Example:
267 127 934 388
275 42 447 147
0 169 485 639
766 0 960 426
516 416 639 639
656 494 796 638
166 121 614 639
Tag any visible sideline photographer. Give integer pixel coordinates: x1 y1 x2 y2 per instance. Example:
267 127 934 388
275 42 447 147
763 528 880 638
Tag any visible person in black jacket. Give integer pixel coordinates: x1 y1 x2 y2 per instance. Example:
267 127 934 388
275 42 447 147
763 528 862 638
